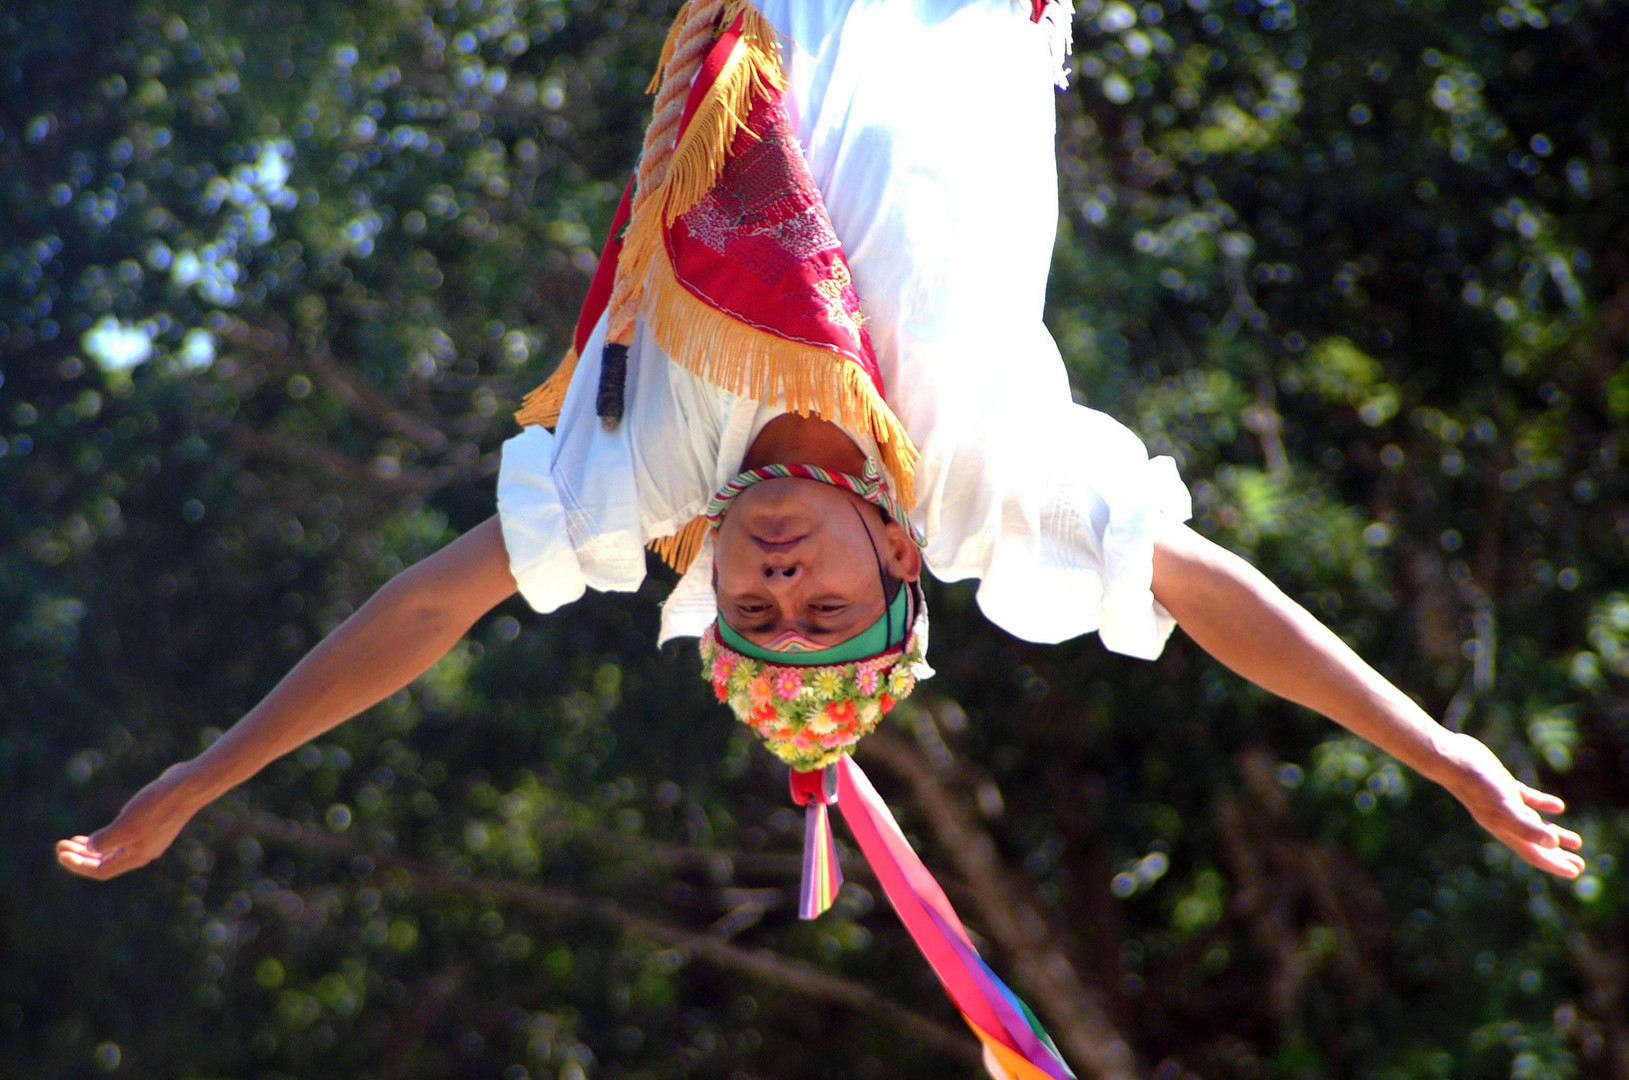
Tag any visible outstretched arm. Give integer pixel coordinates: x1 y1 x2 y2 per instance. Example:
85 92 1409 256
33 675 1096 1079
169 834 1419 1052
1150 521 1584 879
57 516 519 881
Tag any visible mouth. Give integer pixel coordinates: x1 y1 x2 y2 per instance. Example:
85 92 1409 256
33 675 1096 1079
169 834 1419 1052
752 534 807 554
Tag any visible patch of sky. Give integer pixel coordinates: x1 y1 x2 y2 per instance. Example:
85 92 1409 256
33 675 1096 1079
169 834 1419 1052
345 210 385 257
83 316 155 373
202 139 297 215
170 245 240 305
245 202 275 245
166 139 294 307
177 328 215 371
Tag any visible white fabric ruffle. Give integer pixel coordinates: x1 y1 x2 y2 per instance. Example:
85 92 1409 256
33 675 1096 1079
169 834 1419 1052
495 426 588 615
502 0 1193 662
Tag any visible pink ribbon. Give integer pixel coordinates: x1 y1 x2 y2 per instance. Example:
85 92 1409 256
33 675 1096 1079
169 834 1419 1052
788 760 1076 1079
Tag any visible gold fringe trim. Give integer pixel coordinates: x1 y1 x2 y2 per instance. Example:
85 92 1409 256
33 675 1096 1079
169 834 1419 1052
514 346 579 430
641 253 920 510
519 6 917 537
658 4 786 226
648 514 710 574
645 0 693 95
609 4 788 348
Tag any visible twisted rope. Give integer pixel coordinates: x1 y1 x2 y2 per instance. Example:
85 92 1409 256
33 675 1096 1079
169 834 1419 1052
605 0 725 347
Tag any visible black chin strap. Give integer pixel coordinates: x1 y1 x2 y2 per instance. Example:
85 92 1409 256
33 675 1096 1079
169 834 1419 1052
849 500 895 647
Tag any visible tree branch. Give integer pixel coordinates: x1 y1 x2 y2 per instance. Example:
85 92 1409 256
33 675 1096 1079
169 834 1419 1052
216 810 981 1067
575 824 873 885
1214 749 1388 1037
305 340 454 453
1571 929 1629 1080
229 428 442 495
216 317 465 455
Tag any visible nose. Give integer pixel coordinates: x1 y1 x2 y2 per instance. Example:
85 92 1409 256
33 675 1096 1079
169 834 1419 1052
762 562 800 581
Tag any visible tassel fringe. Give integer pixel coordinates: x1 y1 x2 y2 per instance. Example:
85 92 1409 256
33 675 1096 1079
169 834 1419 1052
641 254 919 509
602 2 786 351
791 766 844 920
660 5 787 226
514 346 579 430
612 2 786 336
517 2 920 528
799 800 843 919
649 515 710 574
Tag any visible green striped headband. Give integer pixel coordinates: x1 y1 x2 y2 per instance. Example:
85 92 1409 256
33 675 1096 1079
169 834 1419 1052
704 459 927 549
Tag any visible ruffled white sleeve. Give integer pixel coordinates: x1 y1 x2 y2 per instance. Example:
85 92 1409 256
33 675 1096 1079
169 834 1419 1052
496 426 589 614
751 0 1189 657
495 314 655 613
925 394 1193 659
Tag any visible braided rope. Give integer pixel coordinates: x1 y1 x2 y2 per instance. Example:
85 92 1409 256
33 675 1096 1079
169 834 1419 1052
605 0 725 345
704 461 927 549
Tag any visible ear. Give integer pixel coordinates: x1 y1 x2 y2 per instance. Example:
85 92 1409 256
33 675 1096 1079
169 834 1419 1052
881 521 923 582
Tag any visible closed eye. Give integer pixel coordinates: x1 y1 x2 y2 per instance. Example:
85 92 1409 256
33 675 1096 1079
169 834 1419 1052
731 600 777 632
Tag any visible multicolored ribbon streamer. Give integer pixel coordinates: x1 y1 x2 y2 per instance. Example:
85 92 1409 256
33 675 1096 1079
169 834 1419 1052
789 767 844 919
789 758 1076 1080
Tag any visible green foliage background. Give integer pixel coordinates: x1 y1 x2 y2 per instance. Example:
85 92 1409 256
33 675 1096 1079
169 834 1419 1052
3 0 1627 1077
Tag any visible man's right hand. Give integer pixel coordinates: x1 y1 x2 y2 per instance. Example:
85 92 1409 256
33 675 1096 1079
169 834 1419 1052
56 761 204 881
55 516 519 884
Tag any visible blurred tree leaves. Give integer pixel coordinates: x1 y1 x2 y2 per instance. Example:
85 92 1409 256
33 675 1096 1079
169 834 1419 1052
4 0 1629 1078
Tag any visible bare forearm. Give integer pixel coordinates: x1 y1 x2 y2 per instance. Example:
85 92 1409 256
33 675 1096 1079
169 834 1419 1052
1149 521 1583 877
181 584 459 799
56 518 519 881
1150 523 1455 784
177 517 517 804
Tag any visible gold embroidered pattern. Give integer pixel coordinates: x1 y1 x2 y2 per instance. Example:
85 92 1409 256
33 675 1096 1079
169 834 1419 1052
814 262 866 343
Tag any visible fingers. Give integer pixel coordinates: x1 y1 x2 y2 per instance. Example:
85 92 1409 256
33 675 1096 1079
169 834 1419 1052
56 836 96 864
1482 813 1587 878
55 835 137 881
1496 799 1560 849
1467 787 1590 878
55 775 195 882
1519 784 1566 815
1511 786 1584 851
1511 840 1585 880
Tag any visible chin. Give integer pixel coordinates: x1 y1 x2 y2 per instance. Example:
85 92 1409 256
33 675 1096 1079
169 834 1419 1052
730 481 846 533
738 475 837 509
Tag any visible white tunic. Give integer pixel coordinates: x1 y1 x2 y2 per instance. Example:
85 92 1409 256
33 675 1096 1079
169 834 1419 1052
497 0 1193 660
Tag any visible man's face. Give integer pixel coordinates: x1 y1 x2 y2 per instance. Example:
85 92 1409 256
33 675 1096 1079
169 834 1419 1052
713 477 921 648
